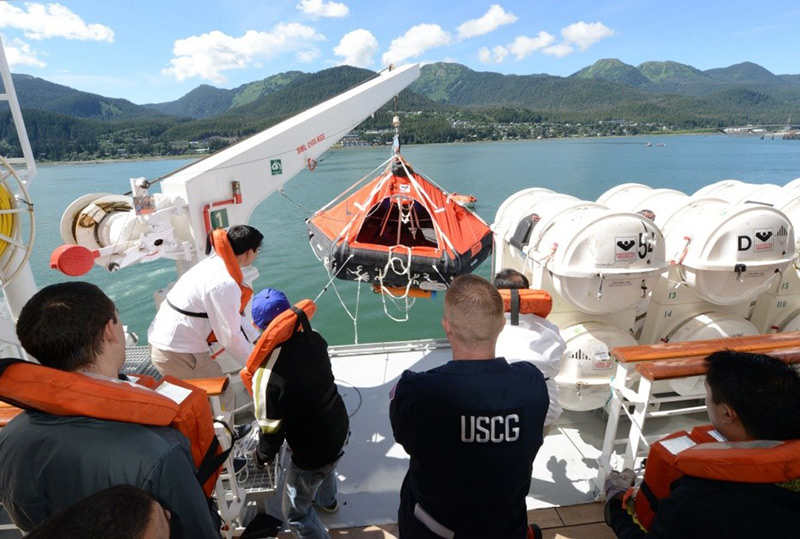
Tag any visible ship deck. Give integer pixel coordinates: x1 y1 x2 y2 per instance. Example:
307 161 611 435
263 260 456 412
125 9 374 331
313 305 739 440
0 340 710 538
277 339 709 537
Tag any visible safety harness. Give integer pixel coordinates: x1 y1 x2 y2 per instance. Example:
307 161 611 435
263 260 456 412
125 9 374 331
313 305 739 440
628 424 800 530
0 358 227 497
498 288 553 325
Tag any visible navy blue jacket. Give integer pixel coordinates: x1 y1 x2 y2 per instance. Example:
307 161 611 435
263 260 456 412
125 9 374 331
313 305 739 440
390 358 549 538
607 475 800 539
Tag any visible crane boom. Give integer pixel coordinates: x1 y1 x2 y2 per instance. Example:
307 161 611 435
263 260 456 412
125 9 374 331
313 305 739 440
54 64 421 273
161 63 420 256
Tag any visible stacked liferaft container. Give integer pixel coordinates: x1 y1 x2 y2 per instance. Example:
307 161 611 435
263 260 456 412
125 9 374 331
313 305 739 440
598 181 796 395
493 188 667 411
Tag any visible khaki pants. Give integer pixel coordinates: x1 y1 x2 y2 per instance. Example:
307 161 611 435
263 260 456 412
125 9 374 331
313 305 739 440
149 345 235 411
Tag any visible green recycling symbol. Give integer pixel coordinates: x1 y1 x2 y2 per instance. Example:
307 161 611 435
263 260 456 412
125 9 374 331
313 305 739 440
270 159 282 175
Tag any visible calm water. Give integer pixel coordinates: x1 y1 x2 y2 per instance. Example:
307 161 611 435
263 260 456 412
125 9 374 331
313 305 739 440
24 135 800 345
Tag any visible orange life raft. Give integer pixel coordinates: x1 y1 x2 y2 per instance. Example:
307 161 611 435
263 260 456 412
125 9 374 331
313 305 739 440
307 156 492 292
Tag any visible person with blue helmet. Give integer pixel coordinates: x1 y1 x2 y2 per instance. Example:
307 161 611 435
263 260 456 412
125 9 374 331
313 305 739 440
250 288 349 539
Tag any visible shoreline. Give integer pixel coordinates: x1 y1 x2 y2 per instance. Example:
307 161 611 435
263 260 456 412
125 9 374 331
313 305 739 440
35 130 725 166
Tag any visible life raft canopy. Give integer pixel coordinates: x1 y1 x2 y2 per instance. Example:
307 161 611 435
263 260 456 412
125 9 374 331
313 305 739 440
306 154 492 298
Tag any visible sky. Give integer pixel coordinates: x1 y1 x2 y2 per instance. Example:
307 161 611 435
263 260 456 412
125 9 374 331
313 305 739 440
1 0 799 105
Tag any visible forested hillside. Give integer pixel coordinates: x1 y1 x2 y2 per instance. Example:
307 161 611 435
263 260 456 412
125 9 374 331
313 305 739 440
2 58 799 161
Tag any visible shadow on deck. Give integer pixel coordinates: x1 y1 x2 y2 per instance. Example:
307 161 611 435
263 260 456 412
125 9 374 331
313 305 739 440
278 502 615 539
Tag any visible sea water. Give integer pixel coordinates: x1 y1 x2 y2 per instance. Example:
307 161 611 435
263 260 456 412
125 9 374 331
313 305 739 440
24 134 800 345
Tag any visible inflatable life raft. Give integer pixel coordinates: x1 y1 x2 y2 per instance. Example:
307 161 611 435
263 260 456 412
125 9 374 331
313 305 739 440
307 156 492 293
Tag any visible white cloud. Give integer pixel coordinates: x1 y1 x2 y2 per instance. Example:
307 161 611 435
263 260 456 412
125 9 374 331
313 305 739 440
334 29 378 68
457 4 517 40
382 24 452 66
162 24 325 83
3 38 46 68
478 45 509 64
508 32 556 60
543 43 574 57
296 49 320 63
561 21 614 51
0 2 113 42
296 0 349 18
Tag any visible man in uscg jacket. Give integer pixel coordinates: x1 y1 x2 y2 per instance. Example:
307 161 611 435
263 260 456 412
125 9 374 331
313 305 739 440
0 282 220 538
390 274 549 538
604 350 800 538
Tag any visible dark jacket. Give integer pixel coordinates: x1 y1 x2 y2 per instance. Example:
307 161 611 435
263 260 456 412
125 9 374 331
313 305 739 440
390 358 549 539
607 475 800 539
0 411 220 538
256 329 349 471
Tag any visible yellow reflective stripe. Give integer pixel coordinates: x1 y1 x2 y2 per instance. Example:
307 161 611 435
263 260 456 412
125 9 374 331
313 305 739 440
253 346 283 433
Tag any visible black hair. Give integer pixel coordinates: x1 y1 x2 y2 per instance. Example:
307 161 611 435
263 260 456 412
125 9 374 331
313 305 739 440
493 268 529 290
25 485 164 539
226 225 263 255
705 350 800 440
16 282 116 371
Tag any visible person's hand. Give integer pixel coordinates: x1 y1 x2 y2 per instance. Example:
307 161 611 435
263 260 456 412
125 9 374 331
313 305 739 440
603 468 636 501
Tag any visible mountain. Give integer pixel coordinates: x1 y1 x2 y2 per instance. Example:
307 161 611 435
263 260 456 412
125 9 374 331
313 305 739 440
638 61 708 84
159 66 441 141
705 62 787 86
144 71 305 119
412 62 653 112
144 84 231 119
5 59 800 161
572 59 650 87
10 74 166 120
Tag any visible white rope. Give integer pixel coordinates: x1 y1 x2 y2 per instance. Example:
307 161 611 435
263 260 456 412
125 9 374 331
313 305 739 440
313 253 355 303
312 254 363 344
311 155 394 215
329 278 361 344
376 245 415 322
395 158 458 254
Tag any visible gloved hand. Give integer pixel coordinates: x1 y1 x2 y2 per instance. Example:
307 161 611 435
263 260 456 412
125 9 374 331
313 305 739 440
603 468 636 501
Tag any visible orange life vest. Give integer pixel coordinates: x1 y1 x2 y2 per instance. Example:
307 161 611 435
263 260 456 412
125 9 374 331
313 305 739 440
0 358 226 497
240 299 317 395
206 228 253 344
631 424 800 530
498 288 552 325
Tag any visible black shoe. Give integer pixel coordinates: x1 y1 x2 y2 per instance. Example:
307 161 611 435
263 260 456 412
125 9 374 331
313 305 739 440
313 499 339 514
254 451 274 470
233 422 253 442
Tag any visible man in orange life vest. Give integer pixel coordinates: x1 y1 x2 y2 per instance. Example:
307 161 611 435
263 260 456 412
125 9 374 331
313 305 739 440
148 224 263 409
249 288 349 538
604 351 800 538
390 275 549 538
0 282 220 538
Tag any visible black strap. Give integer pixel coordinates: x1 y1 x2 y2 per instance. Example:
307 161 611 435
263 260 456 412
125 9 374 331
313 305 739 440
640 479 659 514
167 299 208 319
510 288 520 326
196 420 235 487
0 357 23 377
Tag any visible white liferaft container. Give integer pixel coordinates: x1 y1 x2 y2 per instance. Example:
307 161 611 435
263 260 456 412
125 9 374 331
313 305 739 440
597 183 689 229
662 312 759 395
494 189 668 315
556 322 638 411
693 179 784 206
659 199 795 305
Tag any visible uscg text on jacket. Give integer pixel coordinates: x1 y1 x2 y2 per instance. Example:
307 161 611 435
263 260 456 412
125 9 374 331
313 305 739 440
460 413 520 443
